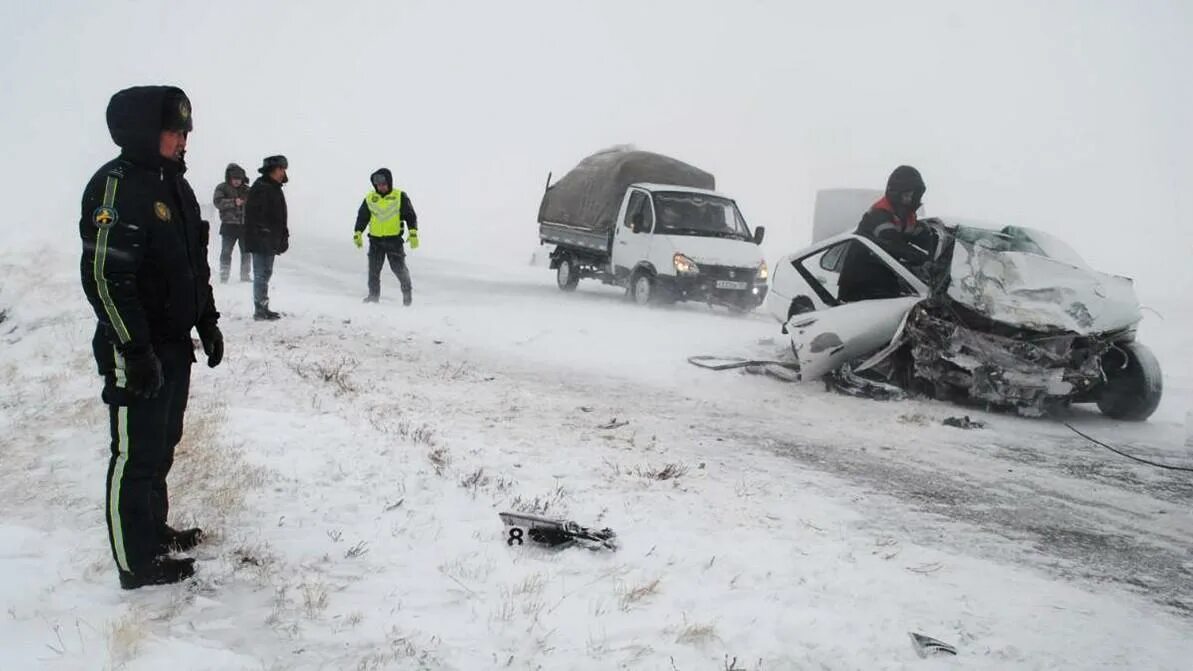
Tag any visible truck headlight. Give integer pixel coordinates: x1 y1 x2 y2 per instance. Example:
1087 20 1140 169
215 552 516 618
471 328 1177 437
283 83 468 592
757 260 768 280
673 253 700 275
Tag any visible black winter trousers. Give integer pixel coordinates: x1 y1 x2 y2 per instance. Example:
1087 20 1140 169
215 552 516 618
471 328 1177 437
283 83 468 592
367 237 412 299
103 343 192 575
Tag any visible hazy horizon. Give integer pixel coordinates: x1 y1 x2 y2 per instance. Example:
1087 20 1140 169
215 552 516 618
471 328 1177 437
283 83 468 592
2 0 1189 298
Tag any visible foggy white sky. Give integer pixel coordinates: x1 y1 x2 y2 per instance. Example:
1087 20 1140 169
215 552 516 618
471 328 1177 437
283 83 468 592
2 0 1190 297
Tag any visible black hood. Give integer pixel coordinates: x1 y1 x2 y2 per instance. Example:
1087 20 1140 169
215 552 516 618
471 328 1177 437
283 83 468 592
370 167 394 191
106 85 191 170
885 165 925 212
885 165 925 198
225 162 246 183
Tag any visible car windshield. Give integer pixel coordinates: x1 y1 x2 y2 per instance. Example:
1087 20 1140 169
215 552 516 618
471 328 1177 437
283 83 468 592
652 192 751 240
953 224 1089 268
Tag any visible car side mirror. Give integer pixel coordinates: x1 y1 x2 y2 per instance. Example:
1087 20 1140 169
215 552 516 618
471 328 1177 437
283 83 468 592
753 226 766 245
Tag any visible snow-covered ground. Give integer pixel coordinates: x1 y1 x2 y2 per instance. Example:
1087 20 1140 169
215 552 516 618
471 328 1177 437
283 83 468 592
1 240 1190 670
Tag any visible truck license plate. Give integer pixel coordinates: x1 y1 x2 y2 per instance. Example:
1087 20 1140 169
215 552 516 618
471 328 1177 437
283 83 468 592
715 280 748 290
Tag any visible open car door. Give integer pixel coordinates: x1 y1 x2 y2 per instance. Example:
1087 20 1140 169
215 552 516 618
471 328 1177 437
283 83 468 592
782 235 927 380
787 298 922 380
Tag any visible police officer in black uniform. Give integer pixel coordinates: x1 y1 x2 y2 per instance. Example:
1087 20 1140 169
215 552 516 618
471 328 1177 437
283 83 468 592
79 85 224 589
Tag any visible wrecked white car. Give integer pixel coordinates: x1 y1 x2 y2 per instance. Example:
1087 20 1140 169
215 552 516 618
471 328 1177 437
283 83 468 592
765 217 1163 420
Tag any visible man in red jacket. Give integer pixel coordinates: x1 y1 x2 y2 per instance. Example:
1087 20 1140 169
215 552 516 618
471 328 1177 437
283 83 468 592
838 165 935 302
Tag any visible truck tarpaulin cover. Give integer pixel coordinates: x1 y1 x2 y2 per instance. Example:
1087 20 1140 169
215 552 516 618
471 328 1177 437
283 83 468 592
538 147 715 233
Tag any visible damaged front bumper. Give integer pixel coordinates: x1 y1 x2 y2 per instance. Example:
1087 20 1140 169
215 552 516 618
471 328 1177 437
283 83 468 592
902 303 1115 415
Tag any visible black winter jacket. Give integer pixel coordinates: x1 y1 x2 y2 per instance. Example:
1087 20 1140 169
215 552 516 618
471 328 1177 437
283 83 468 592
244 176 289 255
79 85 219 374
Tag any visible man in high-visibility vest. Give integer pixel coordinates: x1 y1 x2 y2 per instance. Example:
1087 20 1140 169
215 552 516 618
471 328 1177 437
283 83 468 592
353 167 418 305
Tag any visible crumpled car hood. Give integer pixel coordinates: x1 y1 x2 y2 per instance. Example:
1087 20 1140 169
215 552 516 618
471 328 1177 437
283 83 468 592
947 239 1141 335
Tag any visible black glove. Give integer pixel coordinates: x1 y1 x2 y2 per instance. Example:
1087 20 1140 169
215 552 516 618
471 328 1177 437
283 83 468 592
123 348 164 398
198 322 223 368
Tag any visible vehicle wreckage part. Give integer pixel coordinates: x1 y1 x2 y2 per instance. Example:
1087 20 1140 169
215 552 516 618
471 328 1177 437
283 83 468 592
905 304 1111 417
909 632 957 658
947 226 1142 335
687 356 802 382
853 309 914 374
943 416 986 430
786 297 922 382
1065 424 1193 473
1095 341 1163 421
499 512 619 551
826 364 906 401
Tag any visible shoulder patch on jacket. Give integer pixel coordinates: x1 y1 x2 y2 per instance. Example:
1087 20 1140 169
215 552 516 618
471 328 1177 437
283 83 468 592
93 206 118 228
93 172 121 228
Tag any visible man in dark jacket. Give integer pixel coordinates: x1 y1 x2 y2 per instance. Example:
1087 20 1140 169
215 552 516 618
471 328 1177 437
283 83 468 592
243 155 289 320
838 165 935 302
213 163 251 283
353 167 419 305
80 85 223 589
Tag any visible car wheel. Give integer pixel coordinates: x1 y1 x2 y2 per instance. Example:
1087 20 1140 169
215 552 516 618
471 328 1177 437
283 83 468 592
556 257 580 291
1096 341 1163 421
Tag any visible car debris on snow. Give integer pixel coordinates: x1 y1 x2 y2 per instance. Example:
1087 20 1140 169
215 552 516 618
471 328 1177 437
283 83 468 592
943 416 986 430
908 632 958 658
499 511 618 551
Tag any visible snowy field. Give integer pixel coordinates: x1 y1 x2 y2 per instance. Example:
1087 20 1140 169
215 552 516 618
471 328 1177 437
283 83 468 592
1 238 1190 670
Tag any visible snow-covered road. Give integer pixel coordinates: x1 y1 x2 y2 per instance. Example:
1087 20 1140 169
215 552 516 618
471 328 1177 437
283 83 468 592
1 241 1190 669
305 242 1193 614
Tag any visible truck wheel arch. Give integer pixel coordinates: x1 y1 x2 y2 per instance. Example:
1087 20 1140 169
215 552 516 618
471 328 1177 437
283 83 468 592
632 262 658 278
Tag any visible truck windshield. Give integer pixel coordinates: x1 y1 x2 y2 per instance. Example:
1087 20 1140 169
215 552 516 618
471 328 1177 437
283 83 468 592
652 192 751 240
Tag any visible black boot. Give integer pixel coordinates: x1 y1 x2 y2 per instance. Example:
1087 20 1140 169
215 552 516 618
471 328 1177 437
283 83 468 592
119 557 196 590
402 293 412 307
254 305 282 321
362 295 379 304
158 526 204 554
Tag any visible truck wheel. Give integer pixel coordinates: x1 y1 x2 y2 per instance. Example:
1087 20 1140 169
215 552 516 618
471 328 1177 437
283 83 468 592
1096 341 1163 421
630 272 655 306
556 257 580 292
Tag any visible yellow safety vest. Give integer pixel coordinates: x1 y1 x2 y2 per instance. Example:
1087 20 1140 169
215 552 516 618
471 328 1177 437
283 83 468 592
365 188 405 238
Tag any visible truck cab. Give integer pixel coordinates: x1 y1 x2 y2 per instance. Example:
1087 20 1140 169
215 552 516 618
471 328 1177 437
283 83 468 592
539 147 768 311
608 184 768 309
